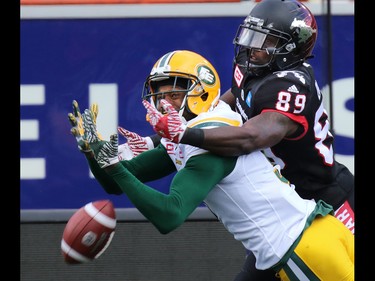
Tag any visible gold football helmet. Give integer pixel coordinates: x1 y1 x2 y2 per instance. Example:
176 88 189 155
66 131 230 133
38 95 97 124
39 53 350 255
142 50 220 116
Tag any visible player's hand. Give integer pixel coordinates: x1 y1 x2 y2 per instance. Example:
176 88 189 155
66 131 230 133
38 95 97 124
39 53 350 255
82 109 119 168
68 100 102 153
142 99 186 143
117 127 154 159
68 100 91 152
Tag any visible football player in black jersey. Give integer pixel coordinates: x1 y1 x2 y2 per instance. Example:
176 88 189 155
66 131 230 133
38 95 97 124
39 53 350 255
147 0 354 280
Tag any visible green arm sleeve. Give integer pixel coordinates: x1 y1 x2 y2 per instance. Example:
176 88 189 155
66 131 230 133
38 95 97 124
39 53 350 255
85 145 176 195
122 144 177 182
85 153 123 195
106 153 237 234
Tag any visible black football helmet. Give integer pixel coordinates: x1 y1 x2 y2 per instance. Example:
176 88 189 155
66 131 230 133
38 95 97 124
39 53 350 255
233 0 317 76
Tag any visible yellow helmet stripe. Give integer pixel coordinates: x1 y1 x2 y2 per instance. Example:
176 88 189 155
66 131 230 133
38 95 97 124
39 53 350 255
188 117 241 129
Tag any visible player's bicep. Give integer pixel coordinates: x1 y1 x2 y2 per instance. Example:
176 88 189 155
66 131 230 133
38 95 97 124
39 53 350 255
260 110 300 138
122 144 176 182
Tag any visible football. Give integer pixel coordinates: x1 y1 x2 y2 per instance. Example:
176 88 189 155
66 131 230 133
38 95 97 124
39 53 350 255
61 200 117 264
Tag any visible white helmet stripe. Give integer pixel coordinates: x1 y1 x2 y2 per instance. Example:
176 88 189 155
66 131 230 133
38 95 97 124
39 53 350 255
156 51 177 68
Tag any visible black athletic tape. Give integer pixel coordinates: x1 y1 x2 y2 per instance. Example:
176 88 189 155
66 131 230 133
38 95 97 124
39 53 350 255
149 134 162 147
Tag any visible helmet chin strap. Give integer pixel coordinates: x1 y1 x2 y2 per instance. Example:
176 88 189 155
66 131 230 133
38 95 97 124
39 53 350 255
208 91 220 112
178 94 188 123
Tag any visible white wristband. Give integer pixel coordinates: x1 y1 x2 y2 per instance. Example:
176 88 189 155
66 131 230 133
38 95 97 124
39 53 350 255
117 143 134 160
144 136 155 150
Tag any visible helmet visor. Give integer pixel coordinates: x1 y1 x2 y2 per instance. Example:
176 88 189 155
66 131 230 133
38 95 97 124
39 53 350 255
235 25 268 49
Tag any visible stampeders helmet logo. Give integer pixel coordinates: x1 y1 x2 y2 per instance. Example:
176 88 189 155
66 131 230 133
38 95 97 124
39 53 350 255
197 65 216 86
290 18 317 44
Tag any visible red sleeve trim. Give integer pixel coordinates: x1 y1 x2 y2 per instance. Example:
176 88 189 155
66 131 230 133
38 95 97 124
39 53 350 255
261 109 308 140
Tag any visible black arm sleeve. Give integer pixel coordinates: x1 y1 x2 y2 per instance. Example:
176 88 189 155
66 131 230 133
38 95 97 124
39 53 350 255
149 134 162 147
180 128 205 147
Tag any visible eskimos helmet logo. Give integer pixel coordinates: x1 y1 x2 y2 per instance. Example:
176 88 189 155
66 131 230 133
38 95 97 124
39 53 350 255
197 65 216 86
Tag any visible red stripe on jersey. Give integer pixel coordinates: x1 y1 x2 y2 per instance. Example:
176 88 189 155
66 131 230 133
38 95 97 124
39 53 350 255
261 109 308 140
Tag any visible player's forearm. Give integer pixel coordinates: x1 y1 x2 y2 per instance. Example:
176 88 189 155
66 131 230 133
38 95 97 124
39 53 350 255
181 111 289 156
181 126 260 156
106 164 188 234
85 154 123 195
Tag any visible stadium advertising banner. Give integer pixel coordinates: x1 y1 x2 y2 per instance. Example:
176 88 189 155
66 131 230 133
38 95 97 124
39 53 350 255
20 3 354 212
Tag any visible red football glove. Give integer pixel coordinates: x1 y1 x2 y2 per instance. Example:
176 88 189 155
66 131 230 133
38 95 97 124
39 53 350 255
142 99 186 143
117 127 154 159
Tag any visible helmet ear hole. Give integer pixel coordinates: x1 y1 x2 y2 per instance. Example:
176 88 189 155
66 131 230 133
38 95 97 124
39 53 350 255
200 92 208 101
285 43 296 52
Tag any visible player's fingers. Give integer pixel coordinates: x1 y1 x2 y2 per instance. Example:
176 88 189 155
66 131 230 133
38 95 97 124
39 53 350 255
118 127 139 140
160 99 177 115
72 100 81 118
143 100 163 126
87 108 97 123
83 109 94 125
110 134 118 146
142 100 152 112
68 113 78 127
143 100 162 117
143 100 156 113
70 127 80 137
117 126 127 137
83 109 98 140
90 103 99 123
117 126 133 139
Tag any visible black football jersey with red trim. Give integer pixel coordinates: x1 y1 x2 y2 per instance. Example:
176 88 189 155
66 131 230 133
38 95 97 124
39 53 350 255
230 62 348 207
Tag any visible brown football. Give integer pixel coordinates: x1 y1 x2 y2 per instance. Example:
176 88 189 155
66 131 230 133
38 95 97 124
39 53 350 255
61 200 116 264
